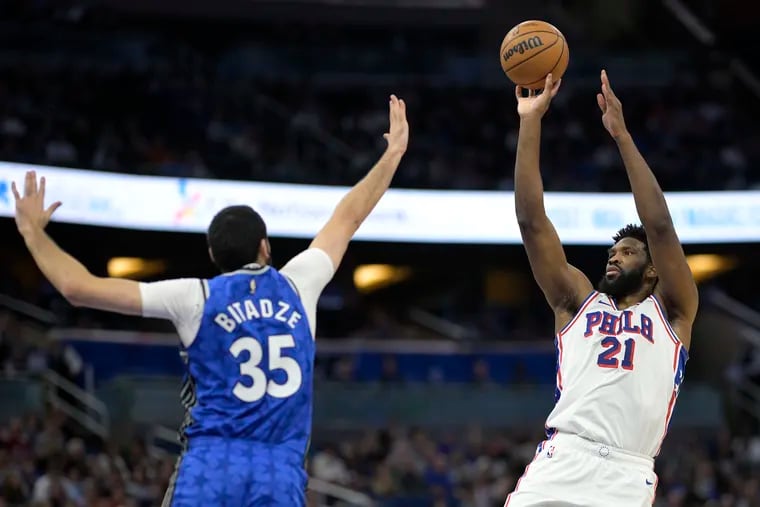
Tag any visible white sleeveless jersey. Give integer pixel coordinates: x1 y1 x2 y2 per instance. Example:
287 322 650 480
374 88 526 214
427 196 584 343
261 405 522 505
544 291 688 458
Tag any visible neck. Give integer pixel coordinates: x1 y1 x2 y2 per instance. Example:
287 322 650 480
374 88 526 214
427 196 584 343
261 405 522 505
608 287 653 310
257 256 269 266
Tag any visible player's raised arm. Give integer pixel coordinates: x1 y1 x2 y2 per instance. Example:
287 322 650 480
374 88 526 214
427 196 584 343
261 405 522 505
12 171 143 315
310 94 409 270
514 74 592 315
597 70 698 337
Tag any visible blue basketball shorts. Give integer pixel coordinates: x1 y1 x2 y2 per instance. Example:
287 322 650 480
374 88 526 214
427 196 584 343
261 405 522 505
162 437 307 507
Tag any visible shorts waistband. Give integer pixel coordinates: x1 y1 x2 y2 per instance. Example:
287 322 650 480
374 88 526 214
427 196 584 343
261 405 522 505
186 436 305 461
542 433 653 469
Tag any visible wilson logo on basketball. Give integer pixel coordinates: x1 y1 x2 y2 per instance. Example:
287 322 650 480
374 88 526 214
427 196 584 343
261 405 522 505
503 36 544 62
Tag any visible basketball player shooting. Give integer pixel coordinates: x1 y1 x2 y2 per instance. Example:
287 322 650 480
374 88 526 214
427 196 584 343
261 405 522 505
12 96 409 507
504 71 698 507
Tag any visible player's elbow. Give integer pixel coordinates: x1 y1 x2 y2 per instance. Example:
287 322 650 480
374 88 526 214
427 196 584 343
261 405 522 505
516 216 536 232
60 284 83 307
332 206 362 231
645 218 675 238
326 209 361 239
59 279 89 307
516 214 549 235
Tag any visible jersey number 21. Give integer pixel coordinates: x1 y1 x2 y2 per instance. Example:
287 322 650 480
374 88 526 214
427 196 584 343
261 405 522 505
229 335 303 402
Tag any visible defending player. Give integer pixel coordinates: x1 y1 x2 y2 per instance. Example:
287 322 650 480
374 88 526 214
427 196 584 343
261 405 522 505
12 95 409 507
504 71 698 506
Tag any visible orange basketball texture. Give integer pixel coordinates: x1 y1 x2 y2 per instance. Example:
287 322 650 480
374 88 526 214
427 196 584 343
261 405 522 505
500 20 569 89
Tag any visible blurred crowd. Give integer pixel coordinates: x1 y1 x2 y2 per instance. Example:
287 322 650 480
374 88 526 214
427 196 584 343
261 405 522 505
2 65 758 193
2 409 760 507
310 425 760 507
0 410 175 507
0 20 759 192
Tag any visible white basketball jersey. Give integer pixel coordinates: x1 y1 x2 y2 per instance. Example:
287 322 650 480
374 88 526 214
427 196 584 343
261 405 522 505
544 291 688 458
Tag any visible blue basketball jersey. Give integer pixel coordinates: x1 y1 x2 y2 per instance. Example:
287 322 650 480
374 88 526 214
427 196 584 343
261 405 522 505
178 264 314 458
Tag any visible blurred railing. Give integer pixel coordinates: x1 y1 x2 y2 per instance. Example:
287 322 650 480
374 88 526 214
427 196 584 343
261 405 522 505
43 369 110 439
701 289 760 429
309 478 374 507
0 292 110 439
91 376 722 432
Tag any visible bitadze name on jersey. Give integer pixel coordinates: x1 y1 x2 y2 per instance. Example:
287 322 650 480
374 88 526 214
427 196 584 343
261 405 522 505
214 297 303 333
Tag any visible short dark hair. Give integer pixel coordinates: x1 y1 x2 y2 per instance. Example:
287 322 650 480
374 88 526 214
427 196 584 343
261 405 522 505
612 224 650 260
207 205 267 272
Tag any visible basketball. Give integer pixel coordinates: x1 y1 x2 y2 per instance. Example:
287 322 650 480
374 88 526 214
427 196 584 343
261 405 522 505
500 20 569 89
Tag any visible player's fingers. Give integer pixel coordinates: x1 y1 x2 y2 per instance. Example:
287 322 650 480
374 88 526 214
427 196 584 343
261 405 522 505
24 171 36 196
551 78 562 97
601 70 616 98
46 201 62 218
39 176 46 200
383 133 390 141
597 93 606 113
11 181 21 201
515 85 521 99
544 73 553 92
601 83 613 102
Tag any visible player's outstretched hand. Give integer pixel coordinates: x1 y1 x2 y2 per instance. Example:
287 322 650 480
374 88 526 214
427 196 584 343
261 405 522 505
383 94 409 155
516 73 561 120
11 170 62 237
597 70 629 140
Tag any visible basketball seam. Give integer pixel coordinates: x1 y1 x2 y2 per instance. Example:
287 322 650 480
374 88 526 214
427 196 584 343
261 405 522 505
501 31 560 73
504 36 565 86
549 36 566 77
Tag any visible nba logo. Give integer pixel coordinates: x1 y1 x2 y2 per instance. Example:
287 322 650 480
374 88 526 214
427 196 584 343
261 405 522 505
546 446 556 458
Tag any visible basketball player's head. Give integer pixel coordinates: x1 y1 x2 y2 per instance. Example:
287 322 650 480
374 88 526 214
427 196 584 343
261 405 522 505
207 205 271 273
597 224 657 299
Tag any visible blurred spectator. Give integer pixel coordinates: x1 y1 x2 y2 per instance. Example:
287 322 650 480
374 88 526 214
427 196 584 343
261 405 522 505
0 23 757 194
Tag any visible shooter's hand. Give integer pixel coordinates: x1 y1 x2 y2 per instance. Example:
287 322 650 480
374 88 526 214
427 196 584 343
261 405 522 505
516 73 561 120
597 69 629 139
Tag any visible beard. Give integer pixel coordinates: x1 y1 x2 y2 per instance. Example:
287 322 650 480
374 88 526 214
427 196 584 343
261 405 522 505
597 264 646 299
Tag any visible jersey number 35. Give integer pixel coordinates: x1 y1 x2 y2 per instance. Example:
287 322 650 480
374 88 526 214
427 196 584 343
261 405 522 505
229 335 303 402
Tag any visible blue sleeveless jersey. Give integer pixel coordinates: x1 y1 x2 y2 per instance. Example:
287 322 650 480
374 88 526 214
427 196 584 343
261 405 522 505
178 265 314 459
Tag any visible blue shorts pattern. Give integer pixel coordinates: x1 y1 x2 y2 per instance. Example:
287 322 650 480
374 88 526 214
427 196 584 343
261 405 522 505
163 437 307 507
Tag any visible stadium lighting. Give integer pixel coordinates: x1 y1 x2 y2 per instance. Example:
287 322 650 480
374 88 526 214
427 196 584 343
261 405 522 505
107 257 166 279
353 264 412 293
685 254 737 283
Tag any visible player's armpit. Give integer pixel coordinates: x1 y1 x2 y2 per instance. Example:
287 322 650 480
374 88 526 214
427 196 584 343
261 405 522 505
648 226 699 329
518 215 593 313
64 276 143 316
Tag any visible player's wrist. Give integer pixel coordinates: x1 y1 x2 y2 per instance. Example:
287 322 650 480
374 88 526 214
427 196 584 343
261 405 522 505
613 130 633 144
20 225 45 245
386 141 406 154
519 114 543 127
384 145 406 159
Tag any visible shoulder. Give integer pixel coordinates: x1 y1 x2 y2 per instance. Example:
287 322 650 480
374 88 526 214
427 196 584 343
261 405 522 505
280 248 335 291
281 248 335 275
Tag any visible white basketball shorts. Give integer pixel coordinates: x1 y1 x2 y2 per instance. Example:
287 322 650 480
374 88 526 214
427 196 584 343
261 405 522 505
504 433 658 507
